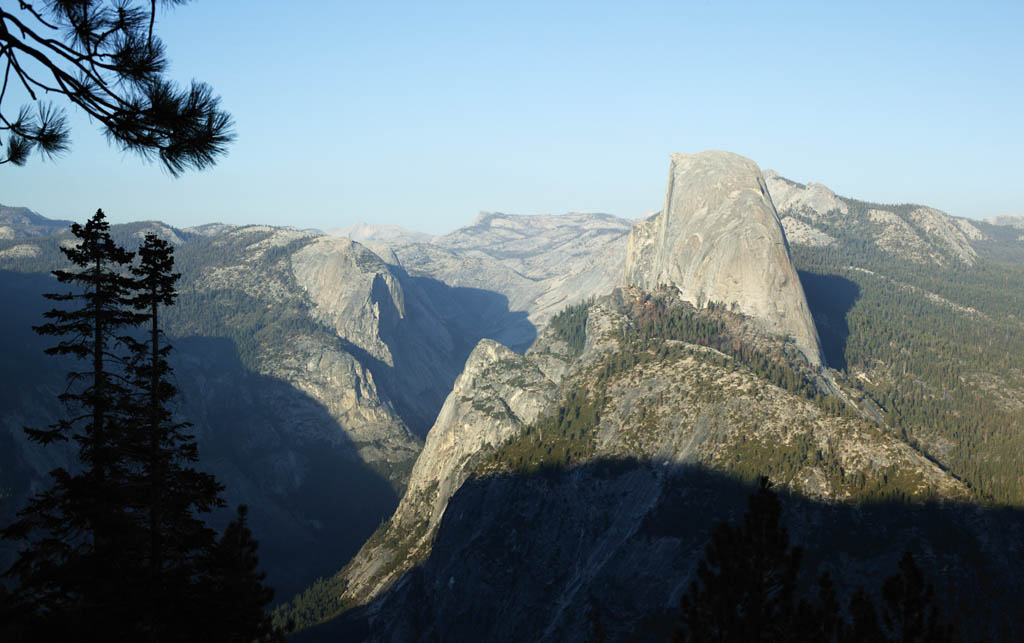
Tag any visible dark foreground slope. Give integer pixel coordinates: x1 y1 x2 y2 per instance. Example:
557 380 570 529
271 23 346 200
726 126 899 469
309 464 1024 642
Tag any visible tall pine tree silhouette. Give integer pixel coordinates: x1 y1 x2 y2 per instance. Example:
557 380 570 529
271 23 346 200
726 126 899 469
2 214 282 641
843 588 888 643
121 233 227 640
1 209 143 638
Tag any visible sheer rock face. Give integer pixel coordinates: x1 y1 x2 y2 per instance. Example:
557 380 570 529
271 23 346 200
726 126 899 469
403 340 556 521
291 236 550 436
337 338 559 607
624 151 823 365
342 212 634 348
293 237 409 369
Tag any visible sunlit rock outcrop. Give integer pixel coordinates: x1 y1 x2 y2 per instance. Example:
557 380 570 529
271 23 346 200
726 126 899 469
623 151 823 365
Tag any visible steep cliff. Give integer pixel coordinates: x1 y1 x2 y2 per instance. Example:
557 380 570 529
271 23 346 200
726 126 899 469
0 224 420 598
292 237 408 369
623 151 823 365
367 211 634 341
334 339 559 608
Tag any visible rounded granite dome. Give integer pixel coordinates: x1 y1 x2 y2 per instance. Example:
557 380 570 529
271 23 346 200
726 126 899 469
624 150 823 366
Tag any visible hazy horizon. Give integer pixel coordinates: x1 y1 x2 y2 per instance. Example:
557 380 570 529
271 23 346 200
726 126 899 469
3 1 1022 233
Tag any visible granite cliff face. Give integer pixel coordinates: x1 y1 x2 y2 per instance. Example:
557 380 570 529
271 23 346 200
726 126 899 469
0 224 419 598
292 234 559 435
623 151 823 365
293 238 409 371
401 340 557 526
177 226 422 469
335 339 559 608
354 211 634 345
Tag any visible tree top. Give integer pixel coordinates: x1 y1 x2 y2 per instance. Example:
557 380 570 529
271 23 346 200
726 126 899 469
0 1 234 175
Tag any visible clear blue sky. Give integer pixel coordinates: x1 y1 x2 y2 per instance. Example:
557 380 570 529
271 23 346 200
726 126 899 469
3 0 1022 233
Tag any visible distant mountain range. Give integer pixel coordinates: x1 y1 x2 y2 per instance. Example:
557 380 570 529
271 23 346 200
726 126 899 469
2 151 1024 640
0 205 72 240
986 213 1024 231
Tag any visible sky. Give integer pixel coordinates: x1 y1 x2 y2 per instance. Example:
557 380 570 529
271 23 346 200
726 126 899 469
2 0 1023 234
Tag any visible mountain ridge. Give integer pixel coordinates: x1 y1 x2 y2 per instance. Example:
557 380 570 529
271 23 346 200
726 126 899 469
4 153 1024 638
275 152 1024 638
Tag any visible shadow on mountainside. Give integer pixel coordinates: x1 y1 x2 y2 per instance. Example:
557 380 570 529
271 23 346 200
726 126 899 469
798 270 860 371
339 266 536 437
0 270 399 602
0 271 66 542
171 336 400 600
307 460 1024 643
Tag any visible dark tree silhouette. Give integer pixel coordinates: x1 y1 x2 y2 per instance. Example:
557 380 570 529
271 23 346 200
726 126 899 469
121 232 226 640
1 208 143 638
2 214 281 641
201 505 284 643
676 476 803 643
798 571 845 643
585 605 607 643
843 588 888 643
0 1 233 173
881 551 954 643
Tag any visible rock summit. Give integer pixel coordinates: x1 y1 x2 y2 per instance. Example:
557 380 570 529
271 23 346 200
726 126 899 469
624 151 823 365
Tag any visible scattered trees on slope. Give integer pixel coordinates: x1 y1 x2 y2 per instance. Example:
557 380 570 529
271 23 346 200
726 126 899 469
550 299 592 356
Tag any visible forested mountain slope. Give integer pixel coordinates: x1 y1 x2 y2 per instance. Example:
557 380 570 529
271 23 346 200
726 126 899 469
284 291 1022 641
764 176 1024 503
0 223 412 598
